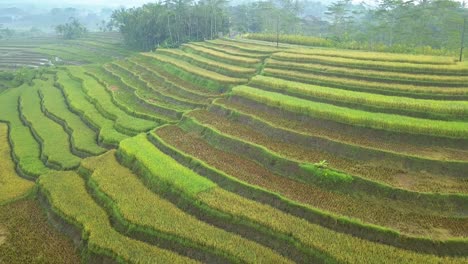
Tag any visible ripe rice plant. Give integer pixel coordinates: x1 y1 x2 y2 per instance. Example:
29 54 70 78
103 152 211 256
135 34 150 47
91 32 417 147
263 68 468 96
157 48 257 77
130 55 219 97
285 48 456 65
38 171 197 263
272 52 468 75
20 78 81 170
81 151 293 264
87 64 178 122
231 86 468 139
181 44 261 67
246 33 334 48
119 135 468 263
142 53 247 87
0 123 34 205
112 60 202 109
266 59 468 86
192 42 268 59
208 39 278 54
250 75 468 119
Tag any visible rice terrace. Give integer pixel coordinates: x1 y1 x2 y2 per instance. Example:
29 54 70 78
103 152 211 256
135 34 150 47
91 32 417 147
1 0 468 263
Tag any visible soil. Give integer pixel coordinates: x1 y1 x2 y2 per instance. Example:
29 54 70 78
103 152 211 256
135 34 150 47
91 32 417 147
109 85 119 91
156 125 468 239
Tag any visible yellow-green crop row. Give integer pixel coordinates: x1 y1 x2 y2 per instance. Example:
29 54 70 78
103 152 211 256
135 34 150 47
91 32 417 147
38 171 198 263
264 68 468 95
208 39 278 54
192 42 268 59
232 85 468 139
0 85 48 177
142 53 247 85
245 33 334 48
286 48 455 65
124 58 210 104
129 55 219 98
85 64 177 123
158 48 257 77
267 59 468 85
112 60 202 110
20 78 81 169
0 123 34 205
272 52 468 75
119 135 468 263
181 43 261 66
39 84 105 156
251 75 468 118
81 151 293 264
67 67 157 134
55 70 128 146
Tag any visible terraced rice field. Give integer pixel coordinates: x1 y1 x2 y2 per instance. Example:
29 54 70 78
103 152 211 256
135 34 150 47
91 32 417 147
1 37 468 263
0 32 131 71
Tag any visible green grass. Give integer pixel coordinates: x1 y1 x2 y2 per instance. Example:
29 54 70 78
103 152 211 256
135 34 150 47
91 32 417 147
67 67 157 134
81 151 292 264
250 75 468 119
263 68 468 96
232 85 468 139
38 171 197 263
272 52 468 75
20 78 81 169
39 84 106 156
55 70 128 146
0 123 34 205
0 85 48 177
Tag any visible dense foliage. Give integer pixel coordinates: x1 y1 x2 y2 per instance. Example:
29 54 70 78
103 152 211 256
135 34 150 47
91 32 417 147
55 17 88 40
231 0 468 55
110 0 229 50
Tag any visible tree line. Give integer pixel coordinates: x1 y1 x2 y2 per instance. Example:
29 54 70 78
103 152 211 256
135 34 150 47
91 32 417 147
109 0 229 51
230 0 468 54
